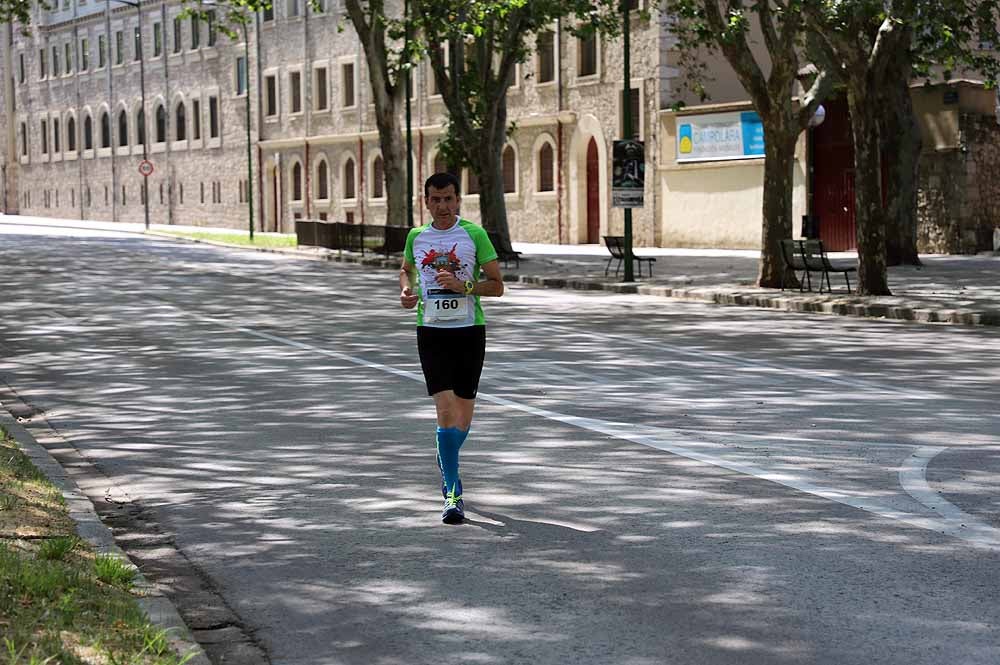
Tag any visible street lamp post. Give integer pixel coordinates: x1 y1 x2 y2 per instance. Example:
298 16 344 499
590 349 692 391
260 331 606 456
109 0 150 231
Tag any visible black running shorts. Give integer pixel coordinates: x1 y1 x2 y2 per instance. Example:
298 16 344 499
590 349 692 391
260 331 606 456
416 325 487 399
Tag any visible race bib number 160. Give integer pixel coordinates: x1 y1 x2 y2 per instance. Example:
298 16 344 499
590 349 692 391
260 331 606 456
425 289 469 322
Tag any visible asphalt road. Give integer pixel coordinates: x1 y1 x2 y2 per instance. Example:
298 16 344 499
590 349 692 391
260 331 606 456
1 220 999 665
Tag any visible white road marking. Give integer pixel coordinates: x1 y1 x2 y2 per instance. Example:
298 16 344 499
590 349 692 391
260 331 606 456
167 305 1000 551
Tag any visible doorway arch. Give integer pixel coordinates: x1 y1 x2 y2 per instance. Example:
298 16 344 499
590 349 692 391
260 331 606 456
568 114 608 244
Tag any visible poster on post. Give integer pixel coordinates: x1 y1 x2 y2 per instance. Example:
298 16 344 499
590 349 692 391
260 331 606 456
676 111 765 163
612 139 645 208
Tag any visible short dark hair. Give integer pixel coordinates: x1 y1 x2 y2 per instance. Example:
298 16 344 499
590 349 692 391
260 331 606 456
424 172 461 198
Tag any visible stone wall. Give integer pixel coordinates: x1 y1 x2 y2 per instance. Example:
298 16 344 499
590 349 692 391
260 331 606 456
918 112 1000 254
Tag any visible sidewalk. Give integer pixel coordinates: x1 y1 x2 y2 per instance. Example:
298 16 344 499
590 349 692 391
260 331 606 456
3 215 999 326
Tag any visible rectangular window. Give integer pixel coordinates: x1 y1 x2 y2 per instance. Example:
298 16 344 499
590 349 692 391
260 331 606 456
153 22 162 56
537 31 554 84
80 38 89 71
620 87 640 139
41 120 48 154
207 11 217 47
341 62 355 107
53 118 60 153
262 5 274 21
236 56 247 95
39 49 46 79
18 53 25 83
191 16 200 49
98 35 106 68
52 46 59 76
265 74 278 116
578 33 597 78
192 99 201 139
173 18 182 53
134 27 141 61
115 30 124 65
209 96 219 138
65 43 72 74
290 71 302 113
20 123 27 156
314 66 328 110
287 0 299 17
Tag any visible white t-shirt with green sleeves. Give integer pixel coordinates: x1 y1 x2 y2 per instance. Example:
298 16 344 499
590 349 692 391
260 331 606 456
404 218 498 328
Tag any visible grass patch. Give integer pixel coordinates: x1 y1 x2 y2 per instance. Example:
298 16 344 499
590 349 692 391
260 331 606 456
155 229 298 248
0 426 193 664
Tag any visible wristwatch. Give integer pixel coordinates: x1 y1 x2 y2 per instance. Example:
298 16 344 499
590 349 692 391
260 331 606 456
464 280 475 295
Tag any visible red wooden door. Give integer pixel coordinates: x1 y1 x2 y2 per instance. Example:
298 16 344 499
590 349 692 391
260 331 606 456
586 138 600 244
812 98 856 250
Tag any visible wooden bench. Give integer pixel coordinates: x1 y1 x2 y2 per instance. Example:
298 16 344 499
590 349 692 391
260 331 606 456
802 239 856 293
487 231 522 269
603 236 656 278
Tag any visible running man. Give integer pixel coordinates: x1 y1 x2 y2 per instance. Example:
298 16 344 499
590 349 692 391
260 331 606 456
399 172 504 524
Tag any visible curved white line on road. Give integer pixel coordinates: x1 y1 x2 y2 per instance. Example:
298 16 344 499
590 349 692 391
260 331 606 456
898 447 998 542
169 306 1000 551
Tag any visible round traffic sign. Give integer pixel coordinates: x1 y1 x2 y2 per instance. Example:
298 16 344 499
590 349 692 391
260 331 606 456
138 160 154 177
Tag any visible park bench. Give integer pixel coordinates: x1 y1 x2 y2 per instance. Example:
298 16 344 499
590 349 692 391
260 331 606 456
780 238 810 292
487 231 522 269
603 235 656 278
802 238 856 293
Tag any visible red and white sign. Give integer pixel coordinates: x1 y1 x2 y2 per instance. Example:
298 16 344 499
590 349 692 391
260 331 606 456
138 160 154 177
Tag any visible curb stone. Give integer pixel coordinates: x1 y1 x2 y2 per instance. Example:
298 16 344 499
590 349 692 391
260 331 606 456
144 231 1000 327
0 409 212 665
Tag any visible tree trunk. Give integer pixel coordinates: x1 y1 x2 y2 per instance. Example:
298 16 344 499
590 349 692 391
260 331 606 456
373 97 408 227
847 82 891 295
347 0 408 227
758 114 800 288
474 98 512 246
881 69 922 265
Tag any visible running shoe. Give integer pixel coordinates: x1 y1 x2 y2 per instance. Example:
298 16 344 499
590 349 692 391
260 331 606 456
441 491 465 524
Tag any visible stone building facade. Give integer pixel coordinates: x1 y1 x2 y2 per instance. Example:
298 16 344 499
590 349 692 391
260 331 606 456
1 0 670 246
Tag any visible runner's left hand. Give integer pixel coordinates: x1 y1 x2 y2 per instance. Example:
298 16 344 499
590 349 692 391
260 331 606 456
435 270 464 294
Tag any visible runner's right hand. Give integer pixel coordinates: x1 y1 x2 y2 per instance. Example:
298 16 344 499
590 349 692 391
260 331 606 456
400 287 419 309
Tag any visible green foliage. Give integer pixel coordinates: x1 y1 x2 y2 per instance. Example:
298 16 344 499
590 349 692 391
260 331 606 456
412 0 623 172
94 554 136 589
37 536 80 562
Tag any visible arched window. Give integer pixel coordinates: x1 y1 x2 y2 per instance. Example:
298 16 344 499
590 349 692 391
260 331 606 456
84 115 93 150
118 109 128 147
372 156 384 198
155 105 166 143
100 112 111 148
344 158 356 199
291 161 302 201
317 159 329 199
537 142 554 192
175 102 186 141
136 109 146 146
502 145 516 193
67 117 76 152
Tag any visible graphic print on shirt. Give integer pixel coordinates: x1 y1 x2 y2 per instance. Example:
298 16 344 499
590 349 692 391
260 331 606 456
419 243 472 324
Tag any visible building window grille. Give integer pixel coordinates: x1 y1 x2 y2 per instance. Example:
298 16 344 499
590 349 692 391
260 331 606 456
538 143 554 192
84 115 93 149
372 156 384 198
577 33 597 77
175 102 186 141
537 31 554 83
343 158 356 199
155 105 166 143
118 110 128 146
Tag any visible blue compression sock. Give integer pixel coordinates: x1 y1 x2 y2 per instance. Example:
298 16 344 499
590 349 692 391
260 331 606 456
436 427 469 497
